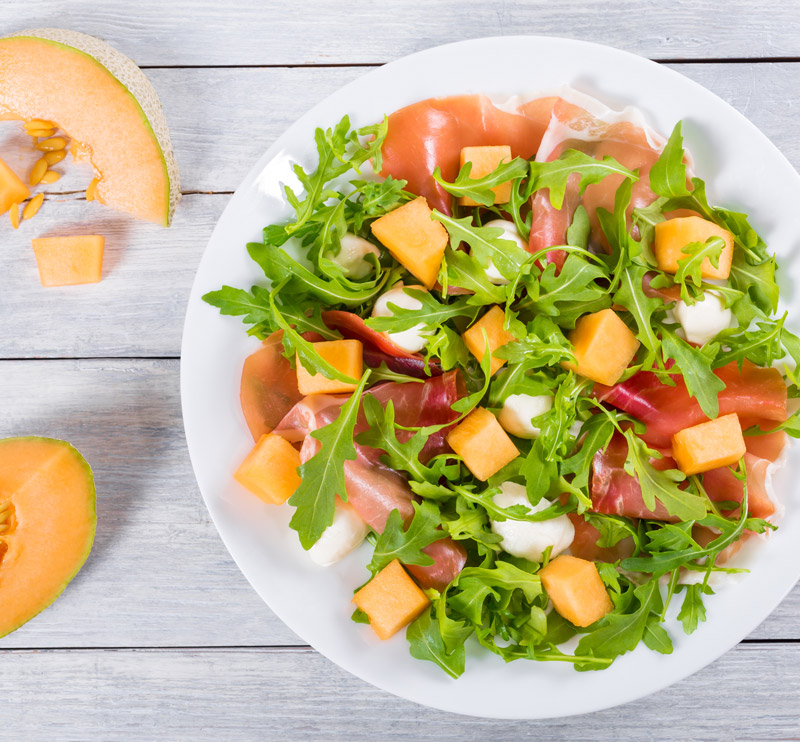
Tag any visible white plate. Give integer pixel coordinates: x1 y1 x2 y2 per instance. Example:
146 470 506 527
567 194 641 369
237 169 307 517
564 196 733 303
181 36 800 719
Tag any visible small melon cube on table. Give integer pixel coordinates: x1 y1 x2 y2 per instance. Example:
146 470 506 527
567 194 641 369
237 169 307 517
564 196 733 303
31 235 104 287
234 433 301 505
459 145 513 206
352 559 430 640
295 339 363 395
539 555 614 628
446 407 520 481
672 413 746 476
370 196 448 289
563 308 640 386
462 305 516 376
0 155 30 214
654 216 734 280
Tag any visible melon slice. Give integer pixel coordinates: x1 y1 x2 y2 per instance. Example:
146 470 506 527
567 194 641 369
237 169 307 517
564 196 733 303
0 28 180 226
0 155 30 214
0 436 96 638
32 235 104 286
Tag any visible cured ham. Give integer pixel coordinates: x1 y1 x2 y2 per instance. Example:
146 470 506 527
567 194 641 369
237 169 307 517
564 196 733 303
272 375 468 590
567 512 635 563
595 360 788 448
322 309 440 378
702 452 775 520
529 90 666 270
240 331 304 441
380 94 556 214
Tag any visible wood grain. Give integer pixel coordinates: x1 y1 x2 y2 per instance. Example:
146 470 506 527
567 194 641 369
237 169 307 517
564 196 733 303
0 357 797 647
1 643 799 740
2 63 800 358
2 1 800 66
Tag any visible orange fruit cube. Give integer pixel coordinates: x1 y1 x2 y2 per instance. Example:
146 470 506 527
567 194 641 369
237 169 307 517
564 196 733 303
234 433 302 505
446 407 519 481
295 339 363 395
654 216 734 280
539 555 614 628
31 235 105 287
672 413 747 476
462 305 516 376
459 145 513 206
0 155 30 215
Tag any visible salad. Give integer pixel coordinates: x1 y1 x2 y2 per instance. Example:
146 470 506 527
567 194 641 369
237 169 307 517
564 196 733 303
204 89 798 677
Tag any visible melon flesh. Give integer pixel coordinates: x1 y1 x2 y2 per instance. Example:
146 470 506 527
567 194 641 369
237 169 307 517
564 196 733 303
0 29 180 226
0 437 96 638
0 155 30 214
32 235 104 286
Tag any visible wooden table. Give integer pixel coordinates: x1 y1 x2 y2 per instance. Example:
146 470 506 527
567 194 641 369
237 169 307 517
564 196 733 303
2 2 799 738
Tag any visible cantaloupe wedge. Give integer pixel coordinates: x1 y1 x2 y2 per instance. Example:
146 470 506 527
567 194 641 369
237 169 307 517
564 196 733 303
459 145 512 206
31 235 104 286
672 413 747 476
446 407 519 481
0 436 96 638
234 433 302 505
539 555 613 628
0 29 180 226
295 339 363 395
654 216 734 280
462 305 517 376
352 559 430 640
0 155 30 215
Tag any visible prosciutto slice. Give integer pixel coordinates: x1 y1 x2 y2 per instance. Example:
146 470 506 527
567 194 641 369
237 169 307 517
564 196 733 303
529 90 666 270
273 375 468 590
322 310 440 378
567 512 636 563
240 331 303 440
380 94 557 214
595 360 788 448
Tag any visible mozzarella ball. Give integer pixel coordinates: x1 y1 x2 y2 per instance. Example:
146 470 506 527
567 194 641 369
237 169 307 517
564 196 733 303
490 482 574 562
308 500 369 566
674 291 732 345
328 233 380 279
475 219 528 286
498 393 553 439
371 283 430 353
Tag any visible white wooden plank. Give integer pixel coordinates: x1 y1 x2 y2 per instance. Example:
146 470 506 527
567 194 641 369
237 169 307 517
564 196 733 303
0 358 797 647
1 1 799 66
0 643 798 739
2 63 800 358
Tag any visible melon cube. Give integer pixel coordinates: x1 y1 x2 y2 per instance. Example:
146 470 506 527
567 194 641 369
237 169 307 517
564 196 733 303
352 559 430 640
446 407 520 481
370 196 448 289
31 235 104 287
539 555 614 628
672 413 746 476
563 308 639 386
459 145 513 206
462 305 516 376
0 156 30 215
234 433 302 505
295 339 363 395
654 216 734 280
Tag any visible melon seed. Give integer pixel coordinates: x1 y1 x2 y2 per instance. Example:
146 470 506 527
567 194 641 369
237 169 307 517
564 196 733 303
86 177 99 202
43 150 66 165
40 170 61 184
24 119 56 131
29 158 48 186
27 128 55 139
22 194 44 221
35 137 67 152
8 204 20 229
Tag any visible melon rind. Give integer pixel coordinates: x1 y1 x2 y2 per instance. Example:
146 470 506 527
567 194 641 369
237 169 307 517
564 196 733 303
2 28 180 226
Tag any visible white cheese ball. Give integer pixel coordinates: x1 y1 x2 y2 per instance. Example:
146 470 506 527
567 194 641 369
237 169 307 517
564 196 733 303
674 291 732 345
498 393 553 439
490 482 575 562
328 233 380 279
308 500 369 566
475 219 528 286
371 283 430 353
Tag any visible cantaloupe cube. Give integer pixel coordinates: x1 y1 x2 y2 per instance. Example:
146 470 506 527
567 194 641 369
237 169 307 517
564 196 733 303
459 145 513 206
462 305 516 376
563 308 640 386
234 433 302 505
539 555 614 628
654 216 734 280
446 407 519 481
352 559 430 640
370 196 448 289
31 235 104 287
672 413 746 476
0 156 30 215
295 339 363 395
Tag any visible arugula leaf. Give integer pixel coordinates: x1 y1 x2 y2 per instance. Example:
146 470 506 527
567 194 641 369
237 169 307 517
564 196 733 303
661 330 725 418
566 204 591 248
676 583 710 634
407 604 466 679
642 618 674 655
289 371 370 548
674 238 725 299
365 287 476 333
530 149 638 209
368 501 447 575
560 413 615 490
433 157 530 207
729 250 779 318
649 121 691 198
623 429 707 521
202 284 276 336
444 248 508 305
613 264 662 353
494 316 573 367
